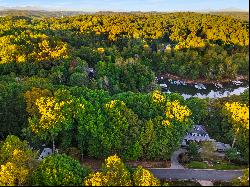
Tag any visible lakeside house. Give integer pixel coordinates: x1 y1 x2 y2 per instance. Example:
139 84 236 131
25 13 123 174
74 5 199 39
182 125 212 143
181 125 231 152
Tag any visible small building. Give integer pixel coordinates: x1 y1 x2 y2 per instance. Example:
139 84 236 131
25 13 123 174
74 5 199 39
87 68 95 79
213 142 231 152
28 142 55 160
38 147 52 161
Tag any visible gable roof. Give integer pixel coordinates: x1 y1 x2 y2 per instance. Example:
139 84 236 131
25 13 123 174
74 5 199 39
184 135 211 142
190 125 208 135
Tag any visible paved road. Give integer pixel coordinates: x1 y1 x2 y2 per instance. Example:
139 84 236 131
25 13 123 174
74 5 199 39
149 168 243 181
170 148 187 169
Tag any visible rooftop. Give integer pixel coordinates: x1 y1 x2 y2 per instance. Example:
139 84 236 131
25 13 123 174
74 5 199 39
190 125 208 136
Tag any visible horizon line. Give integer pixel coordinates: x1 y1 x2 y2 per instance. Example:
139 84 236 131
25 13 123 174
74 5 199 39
1 9 249 13
0 6 249 13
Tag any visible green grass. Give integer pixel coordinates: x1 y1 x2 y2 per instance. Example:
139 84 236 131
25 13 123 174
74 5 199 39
185 161 208 169
185 161 248 170
213 163 245 170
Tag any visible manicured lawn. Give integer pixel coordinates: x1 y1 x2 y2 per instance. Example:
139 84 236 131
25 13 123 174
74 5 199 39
185 161 248 170
212 162 244 170
185 161 208 169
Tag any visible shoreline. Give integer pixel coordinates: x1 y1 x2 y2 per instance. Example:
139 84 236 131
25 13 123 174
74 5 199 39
157 73 249 85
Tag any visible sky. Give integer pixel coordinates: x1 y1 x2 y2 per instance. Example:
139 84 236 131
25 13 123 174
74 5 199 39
0 0 249 12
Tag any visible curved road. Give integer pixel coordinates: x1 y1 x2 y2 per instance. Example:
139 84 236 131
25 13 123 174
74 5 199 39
149 168 243 181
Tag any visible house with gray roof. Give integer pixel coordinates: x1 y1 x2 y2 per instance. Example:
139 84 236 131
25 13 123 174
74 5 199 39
181 125 231 152
38 147 52 160
182 125 212 144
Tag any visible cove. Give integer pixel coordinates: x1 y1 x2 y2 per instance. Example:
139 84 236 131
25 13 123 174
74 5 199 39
158 78 249 100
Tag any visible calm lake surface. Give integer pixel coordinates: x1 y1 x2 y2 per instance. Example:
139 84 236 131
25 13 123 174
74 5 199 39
158 78 249 99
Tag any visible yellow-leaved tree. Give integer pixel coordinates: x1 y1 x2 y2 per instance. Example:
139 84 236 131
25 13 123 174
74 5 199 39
0 135 37 186
0 162 29 186
132 166 160 186
26 89 85 153
84 155 160 186
223 102 249 148
84 155 132 186
162 100 192 127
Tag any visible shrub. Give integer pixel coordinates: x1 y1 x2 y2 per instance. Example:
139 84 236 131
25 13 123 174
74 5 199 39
200 141 216 161
187 141 200 160
225 148 241 163
232 168 249 186
179 153 190 164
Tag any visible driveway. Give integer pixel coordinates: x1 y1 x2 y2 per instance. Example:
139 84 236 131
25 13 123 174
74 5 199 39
170 148 187 169
149 168 243 181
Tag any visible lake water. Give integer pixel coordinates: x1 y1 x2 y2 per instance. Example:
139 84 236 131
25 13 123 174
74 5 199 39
158 78 249 100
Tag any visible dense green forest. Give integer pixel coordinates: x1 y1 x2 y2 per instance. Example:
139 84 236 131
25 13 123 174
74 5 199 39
0 12 249 81
0 12 249 185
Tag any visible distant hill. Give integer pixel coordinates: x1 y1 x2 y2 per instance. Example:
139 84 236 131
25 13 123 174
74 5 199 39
0 9 91 18
218 7 248 12
208 11 249 21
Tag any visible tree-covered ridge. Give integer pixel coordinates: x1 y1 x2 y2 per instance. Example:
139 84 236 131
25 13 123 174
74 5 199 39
1 12 248 45
0 10 87 18
0 12 248 81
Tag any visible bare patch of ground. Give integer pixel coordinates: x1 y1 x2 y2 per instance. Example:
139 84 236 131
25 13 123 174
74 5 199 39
126 160 171 168
81 157 104 170
80 157 171 170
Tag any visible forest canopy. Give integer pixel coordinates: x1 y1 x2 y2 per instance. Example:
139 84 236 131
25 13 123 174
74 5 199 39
0 12 248 81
